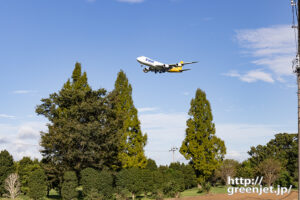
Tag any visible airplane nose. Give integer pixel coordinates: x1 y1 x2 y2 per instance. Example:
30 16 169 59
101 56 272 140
136 56 142 61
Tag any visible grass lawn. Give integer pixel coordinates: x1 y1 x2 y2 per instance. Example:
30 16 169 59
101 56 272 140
180 186 227 197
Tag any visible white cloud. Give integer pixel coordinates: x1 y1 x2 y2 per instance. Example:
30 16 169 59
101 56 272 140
138 107 158 112
117 0 144 3
227 25 296 83
17 122 46 140
224 70 274 83
0 122 46 160
13 90 36 94
140 110 296 164
0 114 16 119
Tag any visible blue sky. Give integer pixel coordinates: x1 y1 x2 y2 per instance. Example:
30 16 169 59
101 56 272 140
0 0 297 165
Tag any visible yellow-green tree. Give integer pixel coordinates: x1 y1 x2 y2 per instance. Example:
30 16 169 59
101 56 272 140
180 89 226 184
113 70 147 168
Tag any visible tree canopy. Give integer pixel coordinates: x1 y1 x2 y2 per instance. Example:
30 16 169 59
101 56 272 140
180 89 226 184
36 63 121 172
113 70 147 168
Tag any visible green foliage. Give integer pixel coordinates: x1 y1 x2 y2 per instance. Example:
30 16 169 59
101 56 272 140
17 157 40 195
84 188 103 200
113 70 147 168
80 168 101 197
248 133 297 178
116 168 143 200
274 170 294 187
180 89 226 184
158 168 185 198
202 182 211 194
28 169 47 200
98 170 114 199
145 159 157 171
182 164 197 189
36 63 121 172
140 169 154 197
0 150 15 196
61 171 78 200
236 160 254 178
168 162 197 189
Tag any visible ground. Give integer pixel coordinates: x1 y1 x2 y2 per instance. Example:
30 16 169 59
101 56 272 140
168 191 298 200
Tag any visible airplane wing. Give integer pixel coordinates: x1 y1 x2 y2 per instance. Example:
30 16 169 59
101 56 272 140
182 61 198 65
180 69 191 72
168 61 198 67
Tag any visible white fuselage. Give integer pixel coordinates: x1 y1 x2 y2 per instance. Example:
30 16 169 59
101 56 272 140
136 56 164 67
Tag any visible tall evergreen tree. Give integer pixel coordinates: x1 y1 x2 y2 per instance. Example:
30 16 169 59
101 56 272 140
112 70 147 168
180 89 226 184
36 63 121 173
0 150 15 196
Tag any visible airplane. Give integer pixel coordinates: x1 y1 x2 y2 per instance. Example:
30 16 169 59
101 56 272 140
136 56 198 73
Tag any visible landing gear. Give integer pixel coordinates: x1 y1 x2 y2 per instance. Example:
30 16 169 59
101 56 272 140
143 68 149 73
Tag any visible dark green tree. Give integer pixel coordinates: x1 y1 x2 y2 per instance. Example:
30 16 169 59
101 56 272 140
98 170 114 199
116 167 143 200
180 89 226 184
145 159 157 171
113 70 147 168
28 169 47 200
140 169 154 197
236 160 254 179
248 133 297 177
36 63 121 173
80 168 101 197
17 157 40 194
61 171 78 200
182 164 197 189
0 150 15 196
161 169 185 198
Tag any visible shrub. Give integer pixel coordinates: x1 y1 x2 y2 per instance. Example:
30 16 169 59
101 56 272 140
202 182 211 194
80 168 101 197
61 171 78 200
98 170 114 199
84 188 103 200
28 169 47 200
116 168 143 200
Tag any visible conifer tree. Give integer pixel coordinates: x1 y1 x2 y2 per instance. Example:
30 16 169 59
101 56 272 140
112 70 147 168
0 150 15 196
180 89 226 184
36 63 120 173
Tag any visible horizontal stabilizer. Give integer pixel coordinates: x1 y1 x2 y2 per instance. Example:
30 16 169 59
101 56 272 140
180 69 191 72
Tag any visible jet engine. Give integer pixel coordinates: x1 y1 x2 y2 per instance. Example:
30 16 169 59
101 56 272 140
143 68 149 73
177 61 184 67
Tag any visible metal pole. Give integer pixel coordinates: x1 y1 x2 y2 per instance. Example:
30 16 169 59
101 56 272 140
297 1 300 199
169 146 178 163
